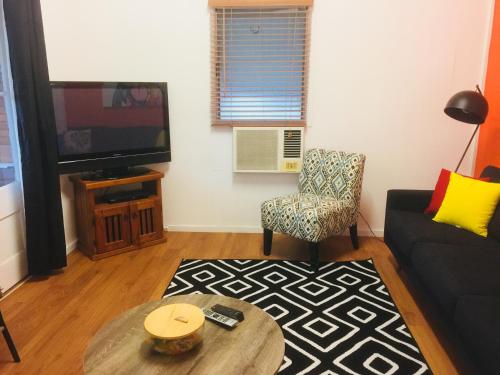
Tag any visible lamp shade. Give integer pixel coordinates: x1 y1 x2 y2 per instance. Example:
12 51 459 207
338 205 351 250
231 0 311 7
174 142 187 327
444 90 488 124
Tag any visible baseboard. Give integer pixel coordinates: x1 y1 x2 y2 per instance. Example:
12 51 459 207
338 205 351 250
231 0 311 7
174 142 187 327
166 225 262 233
63 228 383 256
358 228 384 238
66 239 78 254
166 225 384 238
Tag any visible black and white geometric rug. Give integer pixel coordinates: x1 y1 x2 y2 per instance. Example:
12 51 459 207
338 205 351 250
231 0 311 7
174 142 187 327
163 259 431 375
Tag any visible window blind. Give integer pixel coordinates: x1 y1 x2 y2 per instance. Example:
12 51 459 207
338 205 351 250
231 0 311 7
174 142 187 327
211 6 311 126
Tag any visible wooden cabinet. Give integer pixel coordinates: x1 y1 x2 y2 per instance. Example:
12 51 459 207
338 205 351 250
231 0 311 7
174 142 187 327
71 170 166 260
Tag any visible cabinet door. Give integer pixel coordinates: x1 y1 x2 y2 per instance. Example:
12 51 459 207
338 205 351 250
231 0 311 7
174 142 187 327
94 203 131 253
130 198 163 245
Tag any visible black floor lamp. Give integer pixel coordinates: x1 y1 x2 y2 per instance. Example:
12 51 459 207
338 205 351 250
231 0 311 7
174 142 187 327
444 85 489 172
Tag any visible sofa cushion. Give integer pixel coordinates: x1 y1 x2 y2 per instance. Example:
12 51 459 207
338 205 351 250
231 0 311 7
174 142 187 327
424 168 491 215
433 173 500 237
454 295 500 375
481 165 500 242
488 205 500 242
385 210 495 259
411 243 500 316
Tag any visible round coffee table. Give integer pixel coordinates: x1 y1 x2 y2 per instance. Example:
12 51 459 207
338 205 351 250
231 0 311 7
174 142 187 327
84 294 285 374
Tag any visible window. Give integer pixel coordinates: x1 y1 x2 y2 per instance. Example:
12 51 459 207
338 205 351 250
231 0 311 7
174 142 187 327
0 67 15 186
0 22 19 188
210 1 312 126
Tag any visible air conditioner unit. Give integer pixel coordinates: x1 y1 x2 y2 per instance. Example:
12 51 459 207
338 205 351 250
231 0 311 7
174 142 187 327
233 127 304 173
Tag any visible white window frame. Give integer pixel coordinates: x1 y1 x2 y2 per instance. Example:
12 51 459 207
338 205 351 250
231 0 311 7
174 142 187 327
210 2 312 127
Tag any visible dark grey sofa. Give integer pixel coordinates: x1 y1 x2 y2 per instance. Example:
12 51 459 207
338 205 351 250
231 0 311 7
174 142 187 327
384 166 500 375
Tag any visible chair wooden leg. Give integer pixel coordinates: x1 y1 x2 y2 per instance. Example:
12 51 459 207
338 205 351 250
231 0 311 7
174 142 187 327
0 312 20 362
349 224 359 250
309 242 320 272
263 228 273 255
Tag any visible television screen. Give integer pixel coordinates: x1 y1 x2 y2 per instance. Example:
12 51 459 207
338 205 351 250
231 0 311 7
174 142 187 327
51 82 170 162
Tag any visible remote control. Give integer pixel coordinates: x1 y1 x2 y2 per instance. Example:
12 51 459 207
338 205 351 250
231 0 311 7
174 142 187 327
202 308 239 329
211 304 245 322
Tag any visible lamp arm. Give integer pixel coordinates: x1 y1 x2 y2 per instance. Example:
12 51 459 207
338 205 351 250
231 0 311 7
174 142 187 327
455 123 480 172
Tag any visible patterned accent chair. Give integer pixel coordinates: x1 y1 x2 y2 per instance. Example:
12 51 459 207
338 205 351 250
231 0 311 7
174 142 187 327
0 310 20 362
261 149 366 270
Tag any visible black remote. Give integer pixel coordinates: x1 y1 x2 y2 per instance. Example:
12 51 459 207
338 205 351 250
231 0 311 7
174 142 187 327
202 308 239 329
211 304 245 322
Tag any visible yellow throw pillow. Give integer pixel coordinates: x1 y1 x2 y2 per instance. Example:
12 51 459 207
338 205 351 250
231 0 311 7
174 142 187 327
433 173 500 237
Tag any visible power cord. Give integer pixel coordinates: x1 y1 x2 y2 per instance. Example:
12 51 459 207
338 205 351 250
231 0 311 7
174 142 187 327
359 211 385 243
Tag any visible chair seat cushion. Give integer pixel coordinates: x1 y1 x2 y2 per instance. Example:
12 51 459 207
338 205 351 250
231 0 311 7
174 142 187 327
385 210 495 260
454 295 500 375
411 242 500 317
261 193 356 242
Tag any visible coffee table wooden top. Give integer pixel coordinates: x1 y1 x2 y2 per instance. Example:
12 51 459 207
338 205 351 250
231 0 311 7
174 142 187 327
84 294 285 375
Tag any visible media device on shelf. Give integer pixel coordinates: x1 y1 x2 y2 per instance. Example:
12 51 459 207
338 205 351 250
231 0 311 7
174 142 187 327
50 81 171 179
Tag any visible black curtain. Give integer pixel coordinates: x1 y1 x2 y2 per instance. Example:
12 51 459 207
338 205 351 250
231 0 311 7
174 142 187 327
3 0 66 274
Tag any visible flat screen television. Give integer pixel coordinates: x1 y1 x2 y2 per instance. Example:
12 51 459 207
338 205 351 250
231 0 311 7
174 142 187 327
51 81 171 176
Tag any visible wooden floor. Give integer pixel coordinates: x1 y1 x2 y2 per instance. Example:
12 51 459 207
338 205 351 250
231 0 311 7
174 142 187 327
0 232 475 374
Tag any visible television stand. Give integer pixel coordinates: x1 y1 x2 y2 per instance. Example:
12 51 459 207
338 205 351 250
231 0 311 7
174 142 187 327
81 166 150 181
70 168 166 260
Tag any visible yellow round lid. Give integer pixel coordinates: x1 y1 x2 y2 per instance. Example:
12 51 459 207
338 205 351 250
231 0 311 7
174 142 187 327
144 303 205 340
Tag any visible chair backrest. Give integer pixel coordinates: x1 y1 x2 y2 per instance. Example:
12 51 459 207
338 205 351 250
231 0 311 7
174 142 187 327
299 149 366 205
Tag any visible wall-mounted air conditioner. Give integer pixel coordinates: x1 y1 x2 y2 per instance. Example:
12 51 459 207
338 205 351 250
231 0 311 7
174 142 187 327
233 127 304 173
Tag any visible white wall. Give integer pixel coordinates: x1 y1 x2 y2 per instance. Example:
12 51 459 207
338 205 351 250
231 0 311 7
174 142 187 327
40 0 493 249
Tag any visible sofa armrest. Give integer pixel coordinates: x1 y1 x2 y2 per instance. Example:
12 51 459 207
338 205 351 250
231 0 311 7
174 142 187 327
386 189 433 214
384 190 433 251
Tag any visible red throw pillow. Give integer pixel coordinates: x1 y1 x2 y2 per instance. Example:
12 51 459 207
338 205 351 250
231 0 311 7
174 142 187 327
424 169 491 215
